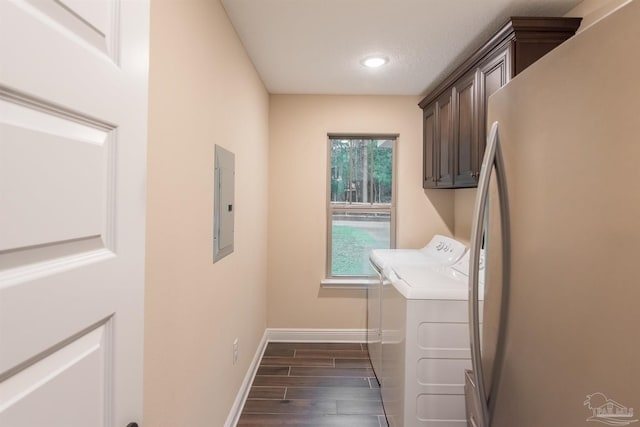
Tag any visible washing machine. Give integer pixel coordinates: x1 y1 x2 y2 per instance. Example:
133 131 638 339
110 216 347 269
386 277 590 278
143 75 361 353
380 251 485 427
367 235 466 383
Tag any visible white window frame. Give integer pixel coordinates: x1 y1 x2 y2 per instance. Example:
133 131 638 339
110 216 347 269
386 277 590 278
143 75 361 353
323 134 397 286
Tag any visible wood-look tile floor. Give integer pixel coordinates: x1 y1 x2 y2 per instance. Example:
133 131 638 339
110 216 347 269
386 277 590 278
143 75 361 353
237 342 388 427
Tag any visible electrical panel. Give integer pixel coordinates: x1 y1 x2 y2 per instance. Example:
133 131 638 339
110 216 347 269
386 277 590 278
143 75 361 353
213 145 234 262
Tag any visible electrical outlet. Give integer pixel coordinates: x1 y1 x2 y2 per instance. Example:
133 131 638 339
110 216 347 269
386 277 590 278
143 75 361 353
233 338 239 365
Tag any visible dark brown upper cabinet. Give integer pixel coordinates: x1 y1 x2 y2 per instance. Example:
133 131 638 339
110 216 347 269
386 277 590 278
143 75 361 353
436 90 454 187
419 17 581 189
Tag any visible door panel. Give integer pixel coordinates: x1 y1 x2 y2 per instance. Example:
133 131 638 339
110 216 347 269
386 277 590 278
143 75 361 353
0 322 111 427
478 50 510 174
422 104 437 188
454 71 478 187
0 95 112 252
20 0 117 59
437 91 453 187
0 0 148 425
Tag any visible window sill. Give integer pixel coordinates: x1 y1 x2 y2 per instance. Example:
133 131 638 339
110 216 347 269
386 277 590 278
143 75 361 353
320 278 379 289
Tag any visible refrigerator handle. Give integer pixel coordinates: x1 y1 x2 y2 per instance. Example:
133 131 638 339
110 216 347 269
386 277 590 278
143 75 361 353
469 121 500 427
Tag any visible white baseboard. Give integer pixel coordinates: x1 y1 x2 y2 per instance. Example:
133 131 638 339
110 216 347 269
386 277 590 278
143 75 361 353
223 330 268 427
265 328 367 343
224 328 368 426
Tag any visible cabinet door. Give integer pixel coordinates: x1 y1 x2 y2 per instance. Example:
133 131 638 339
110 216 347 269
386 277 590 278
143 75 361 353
436 91 454 187
454 70 479 187
478 49 511 167
423 103 437 188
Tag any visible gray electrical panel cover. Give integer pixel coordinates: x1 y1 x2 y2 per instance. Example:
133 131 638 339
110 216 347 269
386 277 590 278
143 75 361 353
213 145 234 262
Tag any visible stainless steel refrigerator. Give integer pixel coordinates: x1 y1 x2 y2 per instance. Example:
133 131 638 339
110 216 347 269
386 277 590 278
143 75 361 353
465 1 640 426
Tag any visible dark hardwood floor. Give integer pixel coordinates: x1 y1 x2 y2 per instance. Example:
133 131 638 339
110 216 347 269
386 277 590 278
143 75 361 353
237 342 388 427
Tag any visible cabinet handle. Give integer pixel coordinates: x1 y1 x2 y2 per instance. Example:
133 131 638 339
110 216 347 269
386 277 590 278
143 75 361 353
469 121 502 427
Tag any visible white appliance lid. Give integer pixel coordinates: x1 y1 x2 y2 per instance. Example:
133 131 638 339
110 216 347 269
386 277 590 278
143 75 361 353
369 235 466 271
369 249 436 272
386 263 484 300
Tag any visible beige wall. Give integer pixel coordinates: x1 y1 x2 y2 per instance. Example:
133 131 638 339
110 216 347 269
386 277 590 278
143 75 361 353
453 0 630 243
565 0 632 32
267 95 454 329
145 0 269 426
453 188 476 244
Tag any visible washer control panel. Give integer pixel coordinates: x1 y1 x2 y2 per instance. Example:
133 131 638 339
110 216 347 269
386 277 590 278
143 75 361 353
423 235 466 264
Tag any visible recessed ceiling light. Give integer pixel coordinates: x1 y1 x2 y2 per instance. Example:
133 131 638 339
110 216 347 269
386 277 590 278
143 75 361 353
362 56 388 68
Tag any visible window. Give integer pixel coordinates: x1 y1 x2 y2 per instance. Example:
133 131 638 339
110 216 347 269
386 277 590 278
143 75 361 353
327 135 396 279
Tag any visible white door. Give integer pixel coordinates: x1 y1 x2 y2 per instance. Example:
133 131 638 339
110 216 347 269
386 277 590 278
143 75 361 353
0 0 149 426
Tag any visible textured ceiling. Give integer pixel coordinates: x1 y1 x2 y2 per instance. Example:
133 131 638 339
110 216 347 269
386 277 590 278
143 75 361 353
221 0 582 95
